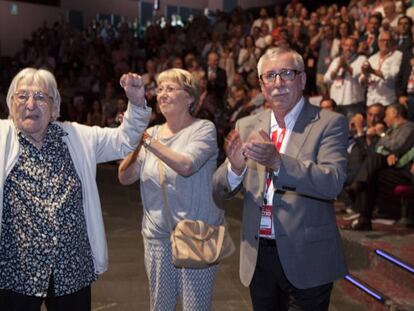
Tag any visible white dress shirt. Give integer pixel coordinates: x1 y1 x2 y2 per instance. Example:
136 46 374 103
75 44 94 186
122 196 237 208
360 49 402 106
227 97 305 237
324 55 367 106
227 97 305 188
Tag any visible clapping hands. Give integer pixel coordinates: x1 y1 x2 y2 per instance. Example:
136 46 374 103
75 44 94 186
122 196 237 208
224 129 282 174
244 129 281 171
224 130 246 175
361 61 373 76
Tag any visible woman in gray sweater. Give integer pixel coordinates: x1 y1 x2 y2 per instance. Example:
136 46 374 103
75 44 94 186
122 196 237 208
118 68 224 311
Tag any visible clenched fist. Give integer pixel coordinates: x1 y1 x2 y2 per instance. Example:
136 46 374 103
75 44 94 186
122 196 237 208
120 72 146 107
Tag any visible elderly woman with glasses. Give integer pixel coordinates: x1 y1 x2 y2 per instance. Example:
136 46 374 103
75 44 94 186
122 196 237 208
118 68 224 311
0 67 151 311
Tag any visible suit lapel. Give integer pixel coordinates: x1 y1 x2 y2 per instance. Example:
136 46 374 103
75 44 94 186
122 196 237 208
245 110 271 192
243 104 319 191
285 101 319 159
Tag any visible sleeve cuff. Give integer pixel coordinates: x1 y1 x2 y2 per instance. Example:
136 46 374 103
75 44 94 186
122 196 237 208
128 100 152 112
227 162 246 190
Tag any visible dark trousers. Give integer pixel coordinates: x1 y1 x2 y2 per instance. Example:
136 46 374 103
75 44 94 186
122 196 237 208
353 153 387 218
0 276 91 311
249 239 333 311
353 152 413 218
346 142 367 185
407 94 414 122
353 177 377 218
354 152 387 185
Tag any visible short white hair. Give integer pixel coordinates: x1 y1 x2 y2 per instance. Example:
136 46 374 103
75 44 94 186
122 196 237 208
378 30 396 45
6 67 61 121
257 47 305 77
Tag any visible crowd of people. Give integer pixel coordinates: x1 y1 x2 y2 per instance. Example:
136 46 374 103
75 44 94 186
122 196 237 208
0 2 410 124
1 0 414 310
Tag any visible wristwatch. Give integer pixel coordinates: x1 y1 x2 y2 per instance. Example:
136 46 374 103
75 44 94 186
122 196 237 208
142 132 152 148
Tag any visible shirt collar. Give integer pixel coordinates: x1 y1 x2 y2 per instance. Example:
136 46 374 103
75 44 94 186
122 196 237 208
271 96 305 130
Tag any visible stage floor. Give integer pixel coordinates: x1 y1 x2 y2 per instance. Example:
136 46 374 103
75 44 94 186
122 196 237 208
78 164 414 311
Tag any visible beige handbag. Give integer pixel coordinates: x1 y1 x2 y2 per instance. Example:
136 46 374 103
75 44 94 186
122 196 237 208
158 161 235 269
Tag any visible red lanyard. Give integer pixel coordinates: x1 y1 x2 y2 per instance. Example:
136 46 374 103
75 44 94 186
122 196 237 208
271 128 286 152
265 128 286 188
260 127 286 236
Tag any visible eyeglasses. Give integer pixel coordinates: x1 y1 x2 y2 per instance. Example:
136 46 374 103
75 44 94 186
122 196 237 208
13 90 52 105
260 69 302 84
155 85 185 95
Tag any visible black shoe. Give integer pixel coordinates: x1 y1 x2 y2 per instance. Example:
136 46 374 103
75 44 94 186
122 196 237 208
342 217 372 231
344 185 356 203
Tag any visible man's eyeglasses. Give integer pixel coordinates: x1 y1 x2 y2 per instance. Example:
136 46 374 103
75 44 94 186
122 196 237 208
14 90 52 105
260 69 302 84
155 86 185 95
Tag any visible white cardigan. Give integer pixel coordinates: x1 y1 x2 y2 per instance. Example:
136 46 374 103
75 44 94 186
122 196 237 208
0 103 151 275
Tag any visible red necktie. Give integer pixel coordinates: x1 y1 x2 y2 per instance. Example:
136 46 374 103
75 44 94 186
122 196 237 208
260 127 286 236
271 128 286 152
265 128 286 189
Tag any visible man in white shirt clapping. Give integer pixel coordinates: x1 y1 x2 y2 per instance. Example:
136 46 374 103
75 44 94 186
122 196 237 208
324 37 367 119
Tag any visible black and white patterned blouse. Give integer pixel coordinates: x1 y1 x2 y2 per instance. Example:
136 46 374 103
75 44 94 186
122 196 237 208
0 123 97 297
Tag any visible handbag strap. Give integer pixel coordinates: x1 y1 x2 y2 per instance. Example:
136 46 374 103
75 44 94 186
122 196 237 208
157 160 174 232
212 225 226 262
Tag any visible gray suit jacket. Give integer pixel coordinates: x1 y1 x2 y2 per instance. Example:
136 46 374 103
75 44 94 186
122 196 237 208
213 101 348 289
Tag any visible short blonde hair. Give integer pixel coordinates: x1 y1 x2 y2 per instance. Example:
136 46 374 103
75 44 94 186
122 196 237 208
6 67 61 121
157 68 200 113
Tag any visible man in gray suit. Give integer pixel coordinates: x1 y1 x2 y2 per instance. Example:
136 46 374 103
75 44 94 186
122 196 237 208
213 47 348 310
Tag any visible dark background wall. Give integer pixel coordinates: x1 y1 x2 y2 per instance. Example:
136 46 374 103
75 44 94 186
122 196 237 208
3 0 60 6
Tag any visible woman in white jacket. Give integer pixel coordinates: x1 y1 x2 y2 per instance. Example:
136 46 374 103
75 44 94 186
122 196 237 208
0 68 150 311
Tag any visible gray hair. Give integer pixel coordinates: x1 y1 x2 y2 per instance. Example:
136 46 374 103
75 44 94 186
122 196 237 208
378 30 396 46
6 67 61 121
257 47 305 77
